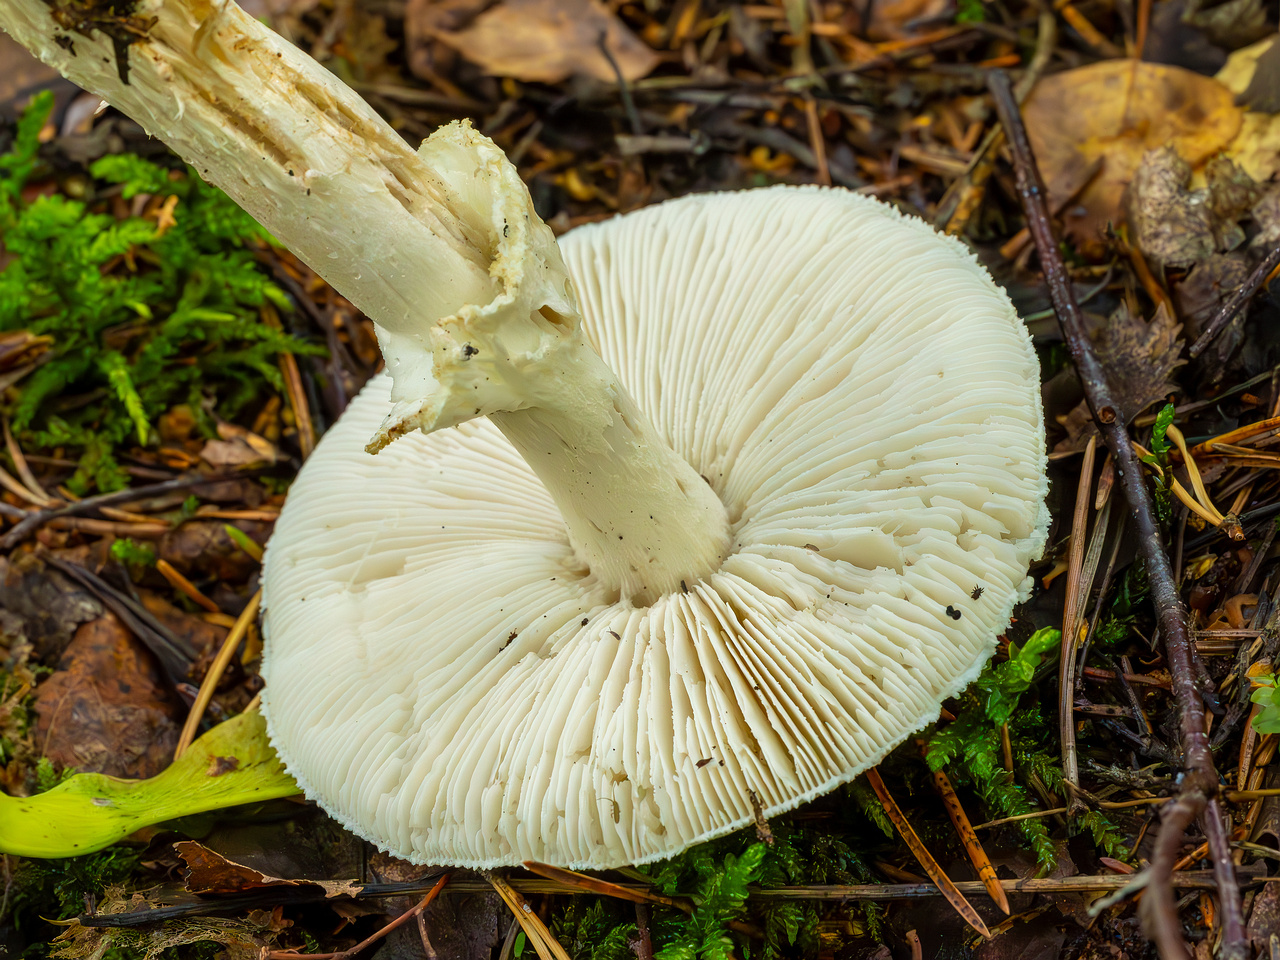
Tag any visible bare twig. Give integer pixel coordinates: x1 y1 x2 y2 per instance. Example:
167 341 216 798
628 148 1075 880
1189 241 1280 358
0 471 240 551
987 68 1245 960
268 874 449 960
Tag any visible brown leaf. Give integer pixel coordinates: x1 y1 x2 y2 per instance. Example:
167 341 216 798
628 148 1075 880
435 0 659 84
1053 303 1184 454
0 552 102 662
32 613 181 779
160 520 270 582
200 423 281 470
1024 61 1242 253
1095 301 1185 424
974 922 1065 960
176 840 363 898
1124 146 1214 271
1174 252 1251 341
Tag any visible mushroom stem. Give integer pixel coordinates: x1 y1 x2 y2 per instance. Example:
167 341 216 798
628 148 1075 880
489 351 731 604
0 0 731 600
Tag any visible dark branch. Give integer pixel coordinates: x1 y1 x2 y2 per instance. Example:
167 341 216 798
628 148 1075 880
986 68 1246 960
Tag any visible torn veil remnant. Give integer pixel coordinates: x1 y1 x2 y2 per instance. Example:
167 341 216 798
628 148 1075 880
0 0 1049 870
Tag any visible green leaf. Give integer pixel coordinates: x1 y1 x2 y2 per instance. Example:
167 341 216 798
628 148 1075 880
0 711 299 858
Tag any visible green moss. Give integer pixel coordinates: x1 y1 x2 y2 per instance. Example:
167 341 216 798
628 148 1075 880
0 94 321 493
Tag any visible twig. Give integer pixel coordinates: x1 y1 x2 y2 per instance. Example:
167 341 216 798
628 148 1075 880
598 31 643 137
80 869 1261 929
1061 435 1097 792
987 68 1246 960
0 471 239 550
866 769 990 938
1189 241 1280 358
267 873 449 960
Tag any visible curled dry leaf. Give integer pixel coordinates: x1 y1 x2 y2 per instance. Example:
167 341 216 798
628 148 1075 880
1023 61 1242 254
1217 35 1280 182
434 0 659 84
176 840 363 898
32 613 181 779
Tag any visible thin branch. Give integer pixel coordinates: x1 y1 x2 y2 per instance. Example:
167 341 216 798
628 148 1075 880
1189 241 1280 358
986 68 1246 960
0 471 240 551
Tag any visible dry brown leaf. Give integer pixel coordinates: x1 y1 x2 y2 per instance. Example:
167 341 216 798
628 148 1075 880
1124 146 1214 271
199 422 281 470
1023 61 1242 254
32 613 181 779
1053 302 1184 454
435 0 659 84
1217 35 1280 182
175 841 362 898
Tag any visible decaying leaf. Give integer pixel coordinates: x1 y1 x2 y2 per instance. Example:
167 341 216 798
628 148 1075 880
32 613 181 779
199 422 281 470
1023 61 1242 253
1217 35 1280 182
176 840 362 898
1054 303 1184 454
1175 252 1251 340
1124 147 1214 271
0 552 102 662
435 0 659 84
1124 148 1260 270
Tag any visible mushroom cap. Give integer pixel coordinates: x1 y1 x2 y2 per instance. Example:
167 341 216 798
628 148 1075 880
260 185 1049 869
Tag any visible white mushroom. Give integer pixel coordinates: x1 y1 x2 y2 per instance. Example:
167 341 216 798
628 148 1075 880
261 165 1049 869
0 0 1047 870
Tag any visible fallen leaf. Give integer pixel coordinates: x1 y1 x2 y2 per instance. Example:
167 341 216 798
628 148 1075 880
32 613 181 779
0 711 299 859
0 552 102 661
176 841 362 898
1124 146 1215 271
160 520 270 582
1217 35 1280 182
435 0 659 84
1247 875 1280 951
50 884 285 960
404 0 493 80
974 921 1065 960
1053 302 1184 454
200 423 281 470
1024 61 1242 253
1174 252 1251 341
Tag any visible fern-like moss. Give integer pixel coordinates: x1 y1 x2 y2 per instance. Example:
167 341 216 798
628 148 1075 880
0 95 321 491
